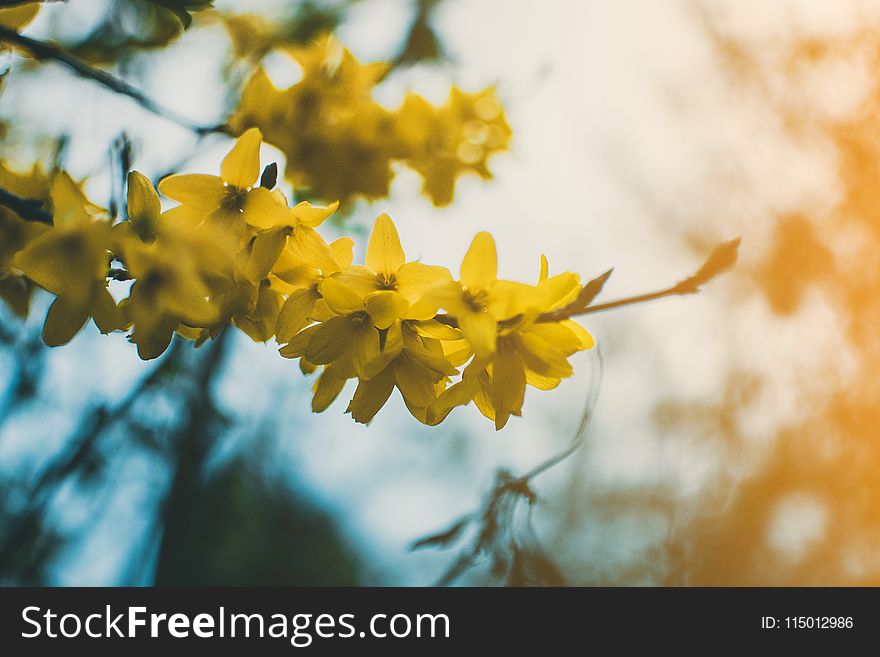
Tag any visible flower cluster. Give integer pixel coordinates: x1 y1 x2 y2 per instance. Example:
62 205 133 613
4 130 593 429
229 36 511 207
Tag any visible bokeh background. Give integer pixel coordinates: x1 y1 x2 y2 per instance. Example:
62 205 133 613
2 0 878 585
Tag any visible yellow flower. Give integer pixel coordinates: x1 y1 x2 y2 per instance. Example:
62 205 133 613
243 190 341 273
396 86 512 206
332 213 452 329
158 128 273 240
14 215 123 347
428 256 594 429
345 319 459 424
119 225 222 359
274 236 353 343
426 231 543 358
229 36 395 205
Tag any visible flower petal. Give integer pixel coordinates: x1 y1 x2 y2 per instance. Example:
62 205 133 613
460 231 496 291
221 127 263 188
396 261 452 305
330 237 355 269
395 355 437 411
243 187 291 229
246 227 288 283
90 285 124 334
319 277 365 315
365 290 409 329
312 365 349 412
291 200 339 228
458 310 497 358
290 226 339 272
276 288 318 343
491 340 525 430
347 366 396 424
305 315 358 364
157 174 225 210
127 170 160 232
365 213 405 277
42 295 90 346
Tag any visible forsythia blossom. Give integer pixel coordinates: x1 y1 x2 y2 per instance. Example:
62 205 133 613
3 131 594 430
229 36 511 207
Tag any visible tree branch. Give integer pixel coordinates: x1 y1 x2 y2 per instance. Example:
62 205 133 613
0 187 52 223
0 25 227 136
412 347 604 586
537 237 741 322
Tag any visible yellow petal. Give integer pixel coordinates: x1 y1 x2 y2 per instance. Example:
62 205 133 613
318 277 364 315
14 222 108 303
365 290 409 329
488 280 547 320
279 323 321 359
360 321 403 381
157 174 225 211
562 319 595 350
127 171 160 236
42 295 89 346
539 254 549 282
334 265 379 297
330 237 354 269
516 335 572 380
395 355 438 410
312 365 349 412
351 324 382 380
234 285 283 342
276 288 318 343
242 187 291 229
347 366 396 424
491 341 525 430
365 213 405 277
90 286 124 334
425 378 478 425
413 319 462 341
290 226 339 272
50 173 104 225
246 227 288 282
402 328 458 375
524 322 584 355
291 200 339 228
538 272 581 311
460 231 497 291
458 310 497 358
129 306 179 360
422 280 469 316
396 262 452 305
221 127 263 189
304 315 357 364
524 369 562 391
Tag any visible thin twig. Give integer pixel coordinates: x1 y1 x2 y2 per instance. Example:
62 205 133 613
0 187 52 224
0 25 227 136
537 285 681 322
414 347 604 586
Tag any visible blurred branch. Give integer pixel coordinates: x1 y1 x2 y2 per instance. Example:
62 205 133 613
153 328 232 584
413 347 603 586
0 187 52 224
0 25 227 136
0 338 185 571
537 237 741 322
